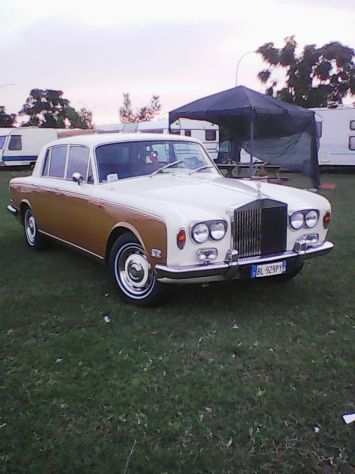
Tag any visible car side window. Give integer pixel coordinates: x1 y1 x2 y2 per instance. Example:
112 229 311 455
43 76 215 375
0 136 6 149
49 145 67 178
42 149 51 176
66 146 90 181
8 135 22 151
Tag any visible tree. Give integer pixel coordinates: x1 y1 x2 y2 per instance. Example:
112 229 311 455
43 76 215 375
256 37 355 107
0 106 16 127
119 93 161 123
19 89 94 129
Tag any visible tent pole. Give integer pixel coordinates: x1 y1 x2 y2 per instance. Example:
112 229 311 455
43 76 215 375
249 117 254 177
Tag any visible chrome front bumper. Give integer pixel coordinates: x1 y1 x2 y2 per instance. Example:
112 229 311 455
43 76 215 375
7 204 18 216
155 241 334 281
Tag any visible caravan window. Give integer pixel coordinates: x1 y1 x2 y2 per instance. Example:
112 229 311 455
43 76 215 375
0 136 6 149
49 145 67 178
184 130 192 137
205 130 217 141
8 135 22 151
350 120 355 131
316 121 323 138
349 137 355 151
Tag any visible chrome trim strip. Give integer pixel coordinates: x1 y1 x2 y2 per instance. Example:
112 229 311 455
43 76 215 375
156 241 334 280
7 204 18 216
39 230 104 260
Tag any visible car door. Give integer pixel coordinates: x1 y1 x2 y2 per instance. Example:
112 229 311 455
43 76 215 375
34 144 69 238
56 145 93 249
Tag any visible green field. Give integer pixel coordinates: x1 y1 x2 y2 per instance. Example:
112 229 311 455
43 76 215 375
1 170 355 474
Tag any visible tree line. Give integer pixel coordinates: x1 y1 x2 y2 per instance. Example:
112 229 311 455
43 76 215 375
0 89 94 129
0 90 161 128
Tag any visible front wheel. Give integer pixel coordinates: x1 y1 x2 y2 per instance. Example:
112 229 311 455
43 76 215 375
23 207 48 249
109 233 162 305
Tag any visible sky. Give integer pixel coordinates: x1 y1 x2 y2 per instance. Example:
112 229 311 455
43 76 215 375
1 0 354 124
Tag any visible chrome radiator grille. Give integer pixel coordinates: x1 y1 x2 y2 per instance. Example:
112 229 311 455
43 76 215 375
234 207 262 257
234 200 287 258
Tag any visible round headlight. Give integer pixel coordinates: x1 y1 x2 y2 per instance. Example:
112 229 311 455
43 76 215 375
305 210 318 228
210 221 227 240
192 223 209 243
290 211 304 230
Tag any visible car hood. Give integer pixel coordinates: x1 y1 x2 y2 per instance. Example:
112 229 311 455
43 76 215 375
101 174 329 221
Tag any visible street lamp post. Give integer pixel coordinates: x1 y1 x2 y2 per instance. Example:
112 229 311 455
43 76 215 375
235 51 256 86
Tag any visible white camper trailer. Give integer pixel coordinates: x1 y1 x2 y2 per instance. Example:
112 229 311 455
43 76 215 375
0 128 95 167
0 128 60 166
96 119 220 160
312 106 355 167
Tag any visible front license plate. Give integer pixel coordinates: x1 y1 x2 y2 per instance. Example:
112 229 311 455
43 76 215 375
251 261 287 278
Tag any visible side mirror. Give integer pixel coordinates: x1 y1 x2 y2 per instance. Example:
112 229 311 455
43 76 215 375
72 172 84 185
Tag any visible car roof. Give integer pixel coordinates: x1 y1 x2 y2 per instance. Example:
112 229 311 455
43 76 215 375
45 132 203 148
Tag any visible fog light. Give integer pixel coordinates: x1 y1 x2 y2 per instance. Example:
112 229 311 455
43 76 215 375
293 233 320 252
197 248 218 263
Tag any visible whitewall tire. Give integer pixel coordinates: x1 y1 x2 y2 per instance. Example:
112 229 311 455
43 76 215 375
23 208 47 249
109 233 162 305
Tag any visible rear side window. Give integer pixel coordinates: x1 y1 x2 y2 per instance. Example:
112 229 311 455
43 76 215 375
42 149 51 176
205 130 217 141
0 136 6 149
66 146 90 180
49 145 67 178
8 135 22 151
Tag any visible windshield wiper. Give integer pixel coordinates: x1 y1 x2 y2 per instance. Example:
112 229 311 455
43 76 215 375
150 160 184 177
189 165 214 175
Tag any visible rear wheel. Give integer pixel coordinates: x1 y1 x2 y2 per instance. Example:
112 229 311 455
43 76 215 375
23 207 47 249
109 233 162 305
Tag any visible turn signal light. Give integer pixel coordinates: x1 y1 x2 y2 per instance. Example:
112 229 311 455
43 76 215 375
177 229 186 249
323 211 331 228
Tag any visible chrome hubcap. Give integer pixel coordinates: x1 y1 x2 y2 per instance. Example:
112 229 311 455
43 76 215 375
115 243 155 298
25 210 36 245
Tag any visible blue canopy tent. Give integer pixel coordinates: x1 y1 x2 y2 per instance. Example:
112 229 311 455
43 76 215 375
169 86 320 187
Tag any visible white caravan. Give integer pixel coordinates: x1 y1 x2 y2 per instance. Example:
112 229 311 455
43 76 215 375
0 128 95 167
96 119 220 160
0 128 60 166
312 106 355 166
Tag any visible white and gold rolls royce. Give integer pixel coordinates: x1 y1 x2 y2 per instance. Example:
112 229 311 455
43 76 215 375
8 133 333 305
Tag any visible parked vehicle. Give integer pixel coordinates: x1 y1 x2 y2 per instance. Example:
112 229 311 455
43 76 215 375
8 133 333 305
0 128 58 166
96 118 220 160
0 128 94 167
312 106 355 167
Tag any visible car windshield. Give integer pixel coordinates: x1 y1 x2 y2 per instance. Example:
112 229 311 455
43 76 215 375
95 140 216 183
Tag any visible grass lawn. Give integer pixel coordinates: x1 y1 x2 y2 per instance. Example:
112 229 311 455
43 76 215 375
0 169 355 474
